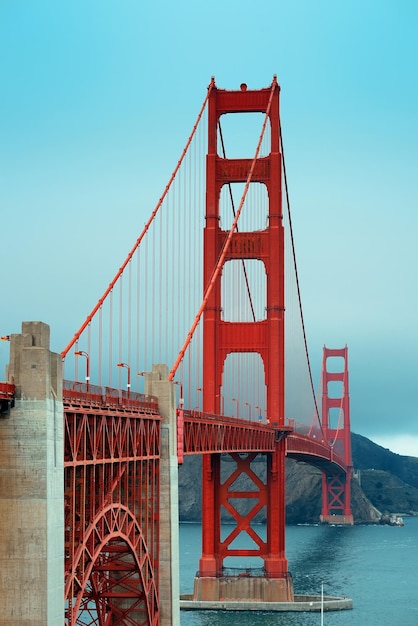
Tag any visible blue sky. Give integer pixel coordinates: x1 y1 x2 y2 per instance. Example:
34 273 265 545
1 1 417 455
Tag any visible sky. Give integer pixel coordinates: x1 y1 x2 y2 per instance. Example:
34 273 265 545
1 1 417 456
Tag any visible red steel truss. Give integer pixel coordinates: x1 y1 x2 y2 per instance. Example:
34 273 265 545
200 79 290 581
320 346 353 523
286 432 346 472
63 382 161 625
180 409 289 454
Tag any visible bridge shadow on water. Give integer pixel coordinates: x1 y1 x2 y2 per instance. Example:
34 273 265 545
287 523 355 598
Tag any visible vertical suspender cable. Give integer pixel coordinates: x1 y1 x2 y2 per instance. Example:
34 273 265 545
61 80 215 360
169 78 277 381
218 124 257 323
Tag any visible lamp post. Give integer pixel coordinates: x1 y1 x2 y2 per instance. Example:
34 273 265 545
117 362 131 398
74 351 90 387
137 371 146 391
216 393 224 415
244 402 252 421
255 405 262 422
196 387 202 411
173 381 184 408
232 397 239 418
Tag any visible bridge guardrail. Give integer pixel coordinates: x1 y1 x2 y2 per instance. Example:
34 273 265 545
0 382 15 414
183 409 293 431
63 380 159 413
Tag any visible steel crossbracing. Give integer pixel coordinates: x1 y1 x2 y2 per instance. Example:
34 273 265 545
56 77 353 623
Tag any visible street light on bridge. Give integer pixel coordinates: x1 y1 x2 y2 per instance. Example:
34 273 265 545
196 387 202 411
117 362 131 397
231 397 239 418
74 351 90 386
137 371 147 395
244 402 252 421
173 381 184 408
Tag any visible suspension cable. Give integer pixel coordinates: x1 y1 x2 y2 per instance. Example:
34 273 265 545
169 78 278 380
218 123 257 323
61 78 215 359
329 369 346 447
280 124 322 433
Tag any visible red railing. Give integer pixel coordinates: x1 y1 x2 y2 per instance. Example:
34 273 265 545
63 380 159 413
181 409 292 454
0 382 15 399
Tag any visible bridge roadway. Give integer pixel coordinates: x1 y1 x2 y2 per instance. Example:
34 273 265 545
181 409 347 473
5 378 348 474
62 381 348 475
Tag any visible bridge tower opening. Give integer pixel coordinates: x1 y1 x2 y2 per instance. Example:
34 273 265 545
320 346 354 525
195 78 294 602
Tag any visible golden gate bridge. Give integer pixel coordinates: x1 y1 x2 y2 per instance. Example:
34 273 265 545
0 77 352 625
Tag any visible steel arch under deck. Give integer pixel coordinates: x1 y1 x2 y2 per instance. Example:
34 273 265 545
63 382 161 626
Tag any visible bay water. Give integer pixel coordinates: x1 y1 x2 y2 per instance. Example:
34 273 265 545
179 518 418 626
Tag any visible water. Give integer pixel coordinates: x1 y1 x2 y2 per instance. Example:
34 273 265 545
179 518 418 626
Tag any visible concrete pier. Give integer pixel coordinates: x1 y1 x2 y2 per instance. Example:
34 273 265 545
192 574 294 603
145 365 180 626
320 514 354 525
0 322 64 625
180 593 353 612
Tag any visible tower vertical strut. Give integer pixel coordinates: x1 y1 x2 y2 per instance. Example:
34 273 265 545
320 346 354 525
194 77 294 604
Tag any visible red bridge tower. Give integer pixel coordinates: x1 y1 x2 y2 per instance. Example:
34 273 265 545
194 78 294 603
320 346 353 525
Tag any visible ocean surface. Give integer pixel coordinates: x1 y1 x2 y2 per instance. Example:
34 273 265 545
179 518 418 626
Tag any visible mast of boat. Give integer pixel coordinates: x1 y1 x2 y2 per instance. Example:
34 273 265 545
321 581 324 626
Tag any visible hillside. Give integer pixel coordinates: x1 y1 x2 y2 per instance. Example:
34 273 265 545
178 432 418 524
351 433 418 516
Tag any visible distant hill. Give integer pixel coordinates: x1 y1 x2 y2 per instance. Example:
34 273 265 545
178 432 418 524
351 432 418 517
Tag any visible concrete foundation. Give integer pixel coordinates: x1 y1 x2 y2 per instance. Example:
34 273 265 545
181 593 353 612
320 514 354 525
145 365 180 626
0 322 64 625
193 574 294 603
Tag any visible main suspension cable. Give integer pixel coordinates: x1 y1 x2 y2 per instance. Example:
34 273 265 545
218 123 257 323
61 78 215 359
169 78 278 380
280 124 322 434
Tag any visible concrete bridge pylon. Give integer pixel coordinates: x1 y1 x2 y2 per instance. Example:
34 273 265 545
0 321 64 625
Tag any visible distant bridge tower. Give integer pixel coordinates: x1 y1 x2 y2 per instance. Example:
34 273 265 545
320 346 353 524
195 78 294 603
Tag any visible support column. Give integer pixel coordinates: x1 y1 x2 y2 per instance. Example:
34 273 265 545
146 364 180 626
0 322 64 625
